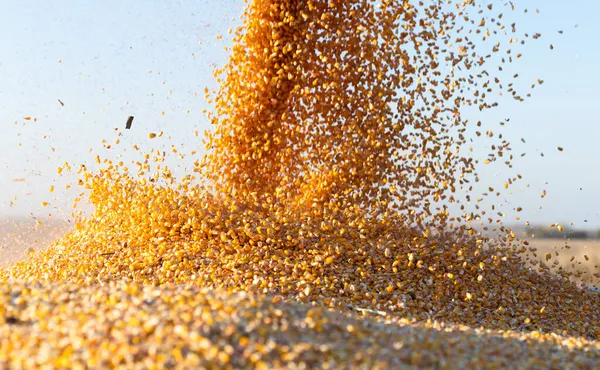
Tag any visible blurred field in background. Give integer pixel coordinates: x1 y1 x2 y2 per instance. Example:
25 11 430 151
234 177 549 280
0 218 70 267
526 238 600 287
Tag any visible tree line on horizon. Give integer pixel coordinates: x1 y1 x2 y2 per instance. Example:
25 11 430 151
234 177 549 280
520 225 600 240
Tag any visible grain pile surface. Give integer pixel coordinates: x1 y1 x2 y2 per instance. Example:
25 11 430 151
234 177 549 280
1 281 599 369
2 0 600 368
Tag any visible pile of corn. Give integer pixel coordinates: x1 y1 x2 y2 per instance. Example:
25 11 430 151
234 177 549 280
1 281 598 369
2 0 599 368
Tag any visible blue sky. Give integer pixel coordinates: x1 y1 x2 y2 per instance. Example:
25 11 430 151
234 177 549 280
0 0 599 229
459 0 600 229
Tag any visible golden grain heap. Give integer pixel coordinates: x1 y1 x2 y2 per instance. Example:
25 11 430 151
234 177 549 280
2 0 599 368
